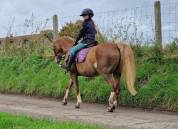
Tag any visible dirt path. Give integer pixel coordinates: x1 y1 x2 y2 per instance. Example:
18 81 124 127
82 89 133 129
0 94 177 129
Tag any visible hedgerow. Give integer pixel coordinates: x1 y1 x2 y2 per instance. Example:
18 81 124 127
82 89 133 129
0 50 177 111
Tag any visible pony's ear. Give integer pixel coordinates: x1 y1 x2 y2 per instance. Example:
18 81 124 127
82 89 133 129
43 33 53 43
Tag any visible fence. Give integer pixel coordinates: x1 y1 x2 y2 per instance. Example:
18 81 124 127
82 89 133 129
0 14 52 38
0 1 178 48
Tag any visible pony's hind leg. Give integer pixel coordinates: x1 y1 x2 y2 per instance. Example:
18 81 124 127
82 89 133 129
62 79 73 105
102 74 120 112
108 91 117 111
112 73 121 110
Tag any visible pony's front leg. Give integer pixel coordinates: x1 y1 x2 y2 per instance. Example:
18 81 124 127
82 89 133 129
71 73 82 108
62 79 73 105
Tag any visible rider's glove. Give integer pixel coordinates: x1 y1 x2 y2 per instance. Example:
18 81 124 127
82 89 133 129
73 41 78 46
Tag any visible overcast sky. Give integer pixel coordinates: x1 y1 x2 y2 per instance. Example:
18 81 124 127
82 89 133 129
0 0 164 26
0 0 177 38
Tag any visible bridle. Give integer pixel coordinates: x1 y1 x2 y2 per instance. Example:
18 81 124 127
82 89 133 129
55 54 65 66
53 48 65 67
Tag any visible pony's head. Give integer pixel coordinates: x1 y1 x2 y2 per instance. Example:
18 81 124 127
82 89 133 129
52 36 74 64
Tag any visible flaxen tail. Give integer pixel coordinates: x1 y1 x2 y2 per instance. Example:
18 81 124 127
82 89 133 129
117 43 137 96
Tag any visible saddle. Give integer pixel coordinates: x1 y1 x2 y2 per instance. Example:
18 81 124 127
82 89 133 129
75 41 98 63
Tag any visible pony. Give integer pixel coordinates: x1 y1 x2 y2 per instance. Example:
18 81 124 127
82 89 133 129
52 36 137 112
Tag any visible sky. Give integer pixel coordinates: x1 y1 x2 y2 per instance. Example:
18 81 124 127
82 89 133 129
0 0 157 27
0 0 177 42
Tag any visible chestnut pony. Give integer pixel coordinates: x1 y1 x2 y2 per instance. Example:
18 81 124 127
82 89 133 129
52 36 137 112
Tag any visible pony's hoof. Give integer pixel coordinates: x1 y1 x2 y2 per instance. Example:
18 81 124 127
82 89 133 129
113 105 116 110
107 107 114 112
62 101 67 105
75 104 80 109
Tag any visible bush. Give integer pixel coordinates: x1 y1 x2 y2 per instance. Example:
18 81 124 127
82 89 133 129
164 40 178 54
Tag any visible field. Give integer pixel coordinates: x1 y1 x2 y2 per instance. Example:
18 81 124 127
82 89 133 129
0 112 106 129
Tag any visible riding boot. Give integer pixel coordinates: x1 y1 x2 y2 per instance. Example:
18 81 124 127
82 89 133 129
61 54 74 71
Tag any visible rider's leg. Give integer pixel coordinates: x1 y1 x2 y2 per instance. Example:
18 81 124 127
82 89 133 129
61 42 87 70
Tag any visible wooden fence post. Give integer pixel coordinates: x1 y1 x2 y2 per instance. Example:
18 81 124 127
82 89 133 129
53 14 58 39
154 1 162 49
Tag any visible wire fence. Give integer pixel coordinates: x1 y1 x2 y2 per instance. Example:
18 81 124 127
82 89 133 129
162 2 178 44
0 1 178 46
59 1 178 46
0 14 52 38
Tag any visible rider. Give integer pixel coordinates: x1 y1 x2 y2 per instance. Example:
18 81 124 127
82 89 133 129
61 8 97 71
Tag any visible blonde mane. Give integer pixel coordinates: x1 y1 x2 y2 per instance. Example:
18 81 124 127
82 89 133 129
60 36 75 42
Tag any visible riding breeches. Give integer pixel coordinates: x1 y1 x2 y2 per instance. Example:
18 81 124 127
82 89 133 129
69 42 88 57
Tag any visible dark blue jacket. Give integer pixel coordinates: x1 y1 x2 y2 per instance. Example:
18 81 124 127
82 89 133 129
75 19 96 45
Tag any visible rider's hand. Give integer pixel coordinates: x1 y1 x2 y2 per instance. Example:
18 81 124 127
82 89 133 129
73 41 78 46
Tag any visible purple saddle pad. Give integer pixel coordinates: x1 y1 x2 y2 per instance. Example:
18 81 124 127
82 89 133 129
75 48 90 63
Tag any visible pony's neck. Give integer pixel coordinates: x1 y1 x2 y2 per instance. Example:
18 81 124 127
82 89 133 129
62 42 73 53
59 36 75 53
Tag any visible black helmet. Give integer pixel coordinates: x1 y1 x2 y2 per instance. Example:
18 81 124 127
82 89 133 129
80 8 94 17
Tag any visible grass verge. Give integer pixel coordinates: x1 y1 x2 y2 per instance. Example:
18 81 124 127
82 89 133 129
0 112 106 129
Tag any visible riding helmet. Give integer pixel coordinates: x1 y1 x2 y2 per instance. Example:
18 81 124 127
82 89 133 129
80 8 94 17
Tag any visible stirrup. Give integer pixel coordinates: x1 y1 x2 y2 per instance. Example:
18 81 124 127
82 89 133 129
61 67 69 74
61 64 69 70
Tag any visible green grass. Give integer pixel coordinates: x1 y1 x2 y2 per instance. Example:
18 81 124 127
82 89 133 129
0 53 177 112
0 112 106 129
